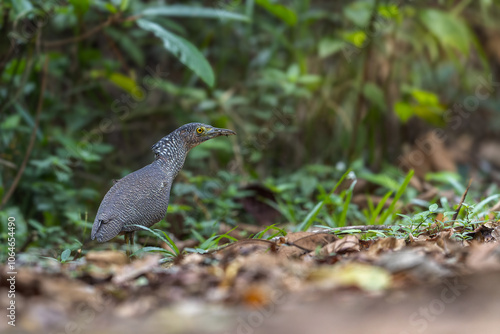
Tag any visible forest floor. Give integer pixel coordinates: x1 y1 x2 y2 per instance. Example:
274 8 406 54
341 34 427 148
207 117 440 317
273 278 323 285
2 220 500 334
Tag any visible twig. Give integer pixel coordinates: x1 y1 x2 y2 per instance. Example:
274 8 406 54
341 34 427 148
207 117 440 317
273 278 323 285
208 238 276 254
41 14 143 48
0 158 17 169
321 225 396 232
0 58 49 210
42 16 115 48
122 14 143 22
285 241 313 253
452 178 472 222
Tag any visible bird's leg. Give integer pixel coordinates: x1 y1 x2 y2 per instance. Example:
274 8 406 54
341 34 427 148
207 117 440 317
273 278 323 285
125 231 135 257
124 232 130 257
130 231 135 248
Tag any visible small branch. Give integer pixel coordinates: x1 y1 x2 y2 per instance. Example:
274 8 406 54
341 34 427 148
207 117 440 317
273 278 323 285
452 178 472 222
41 14 143 48
285 241 314 253
0 58 49 210
0 158 17 169
321 225 396 232
122 14 143 22
42 16 115 48
209 238 276 254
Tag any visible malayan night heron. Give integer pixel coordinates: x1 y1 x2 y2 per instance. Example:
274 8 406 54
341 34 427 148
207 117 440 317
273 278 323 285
91 123 236 246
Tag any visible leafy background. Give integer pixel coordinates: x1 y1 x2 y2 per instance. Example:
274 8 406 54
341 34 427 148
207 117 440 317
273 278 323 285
2 0 500 258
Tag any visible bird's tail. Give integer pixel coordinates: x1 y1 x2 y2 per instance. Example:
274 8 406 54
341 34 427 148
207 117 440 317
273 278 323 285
90 219 101 240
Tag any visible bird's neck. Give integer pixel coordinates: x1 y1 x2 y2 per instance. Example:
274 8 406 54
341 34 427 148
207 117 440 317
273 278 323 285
152 134 189 177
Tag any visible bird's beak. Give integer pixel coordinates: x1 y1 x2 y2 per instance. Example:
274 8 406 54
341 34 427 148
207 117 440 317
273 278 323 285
206 127 236 138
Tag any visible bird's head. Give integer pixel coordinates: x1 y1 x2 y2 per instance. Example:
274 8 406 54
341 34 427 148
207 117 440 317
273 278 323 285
152 122 236 158
177 122 236 149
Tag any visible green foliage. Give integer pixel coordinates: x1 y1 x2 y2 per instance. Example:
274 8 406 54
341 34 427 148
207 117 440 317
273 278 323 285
265 167 414 232
141 5 250 22
60 248 72 263
378 170 414 225
39 239 82 264
419 9 471 55
252 224 287 240
296 169 353 231
0 0 252 252
136 19 215 87
131 225 180 259
426 172 465 194
1 0 499 256
256 0 297 26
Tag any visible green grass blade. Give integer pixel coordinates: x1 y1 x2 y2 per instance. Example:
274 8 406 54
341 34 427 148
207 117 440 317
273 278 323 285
212 226 239 244
198 226 238 250
191 229 206 244
338 179 357 227
131 246 176 258
295 169 353 232
131 224 180 254
155 229 180 255
264 197 296 223
131 224 166 242
199 233 218 249
471 194 500 217
370 191 393 225
378 170 414 225
295 201 325 232
329 169 353 196
253 224 286 239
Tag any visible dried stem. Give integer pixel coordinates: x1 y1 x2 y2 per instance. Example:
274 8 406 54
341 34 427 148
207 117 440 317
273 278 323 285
452 178 473 222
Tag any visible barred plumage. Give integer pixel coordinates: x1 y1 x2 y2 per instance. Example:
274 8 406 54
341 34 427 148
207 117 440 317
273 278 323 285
91 123 236 243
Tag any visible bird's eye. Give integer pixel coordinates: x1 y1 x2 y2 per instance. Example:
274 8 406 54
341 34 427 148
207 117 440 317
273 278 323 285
196 127 204 134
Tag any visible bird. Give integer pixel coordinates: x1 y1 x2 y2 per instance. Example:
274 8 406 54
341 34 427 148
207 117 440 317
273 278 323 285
91 122 236 246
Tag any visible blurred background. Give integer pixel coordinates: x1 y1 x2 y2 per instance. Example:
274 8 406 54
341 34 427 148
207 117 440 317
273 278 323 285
2 0 500 257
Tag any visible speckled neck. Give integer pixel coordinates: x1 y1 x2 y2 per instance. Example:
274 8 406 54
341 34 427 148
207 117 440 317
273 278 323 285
151 131 189 177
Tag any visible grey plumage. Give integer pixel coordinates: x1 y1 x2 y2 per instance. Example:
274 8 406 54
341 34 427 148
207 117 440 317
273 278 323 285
91 122 236 243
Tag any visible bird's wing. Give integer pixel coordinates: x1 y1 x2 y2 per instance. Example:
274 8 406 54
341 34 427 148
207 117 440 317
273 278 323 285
92 164 172 241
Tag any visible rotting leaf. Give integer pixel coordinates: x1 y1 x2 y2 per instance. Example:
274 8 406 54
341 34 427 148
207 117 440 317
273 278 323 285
307 263 391 291
377 250 451 280
279 232 337 258
491 226 500 242
86 251 128 266
319 235 360 256
366 237 405 259
216 239 277 265
466 242 500 271
112 254 161 285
